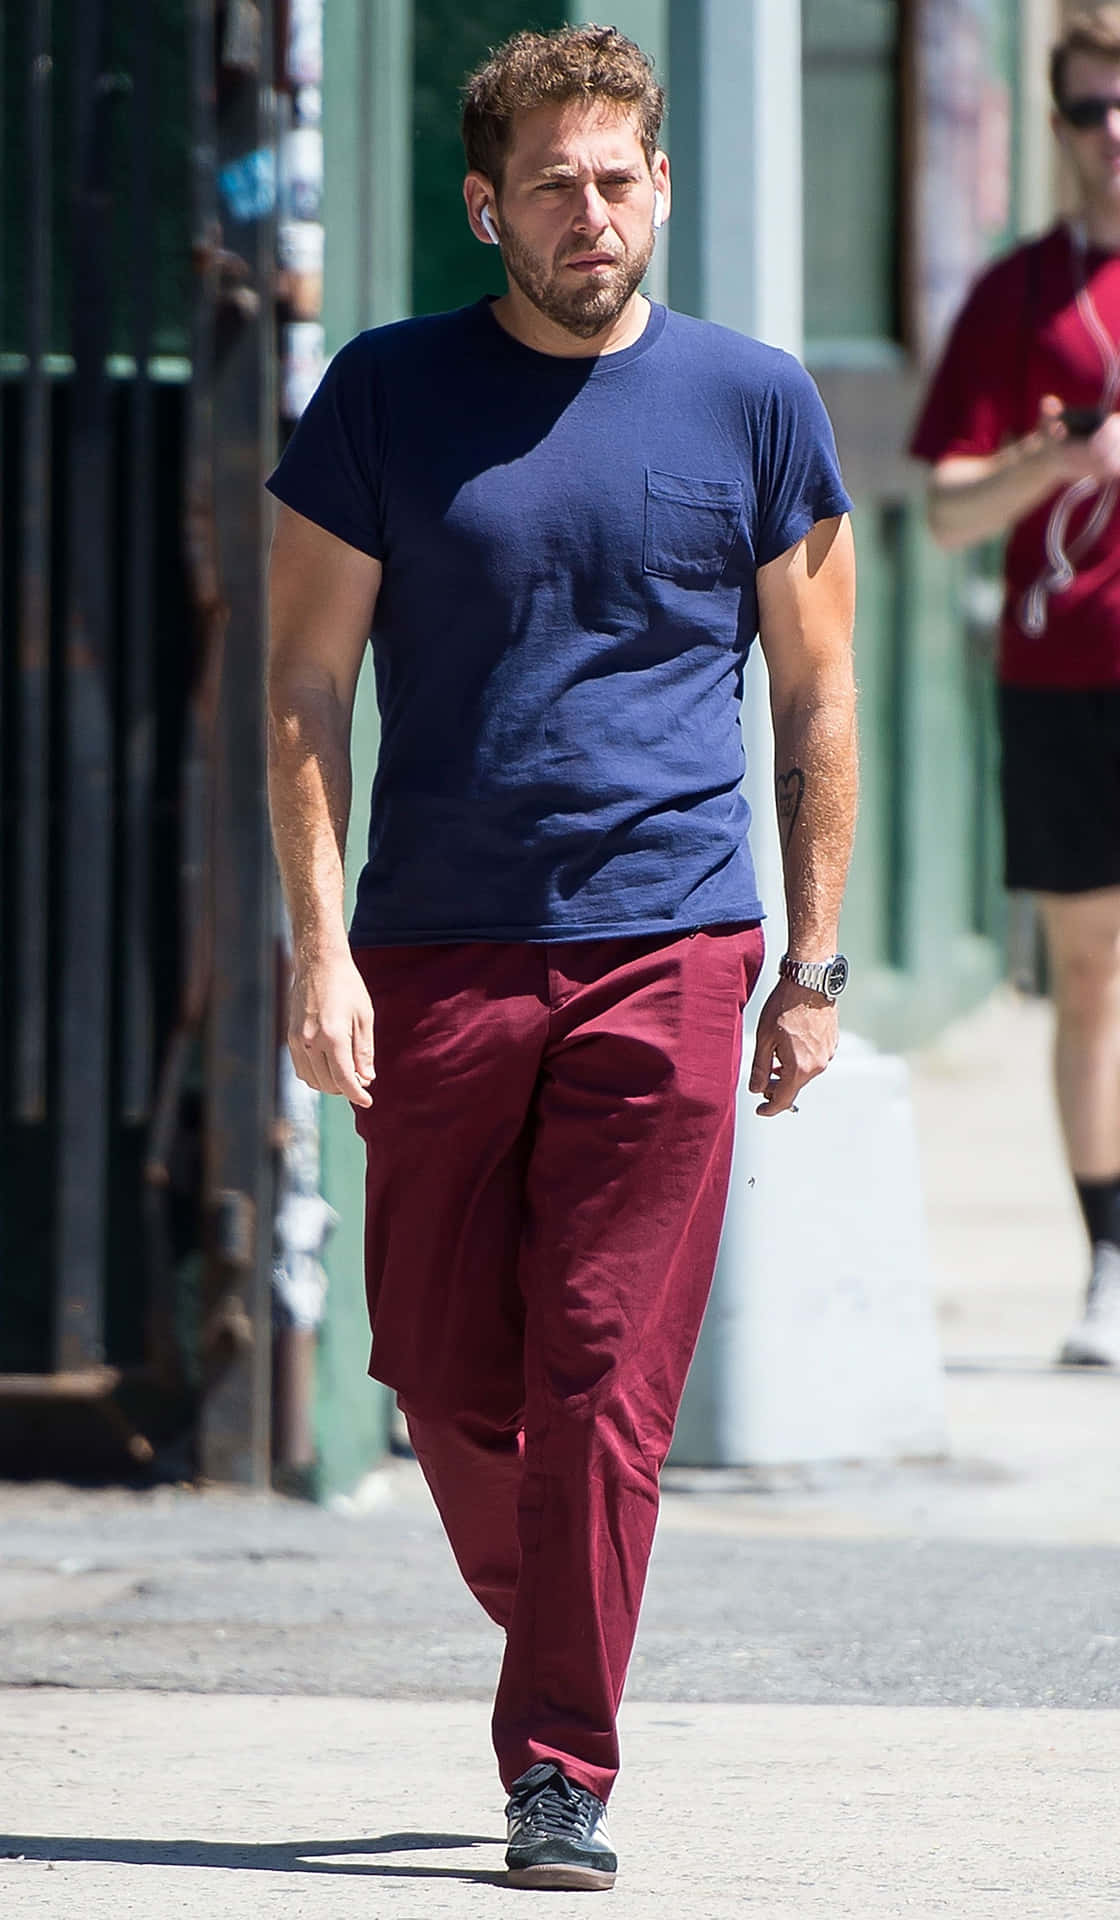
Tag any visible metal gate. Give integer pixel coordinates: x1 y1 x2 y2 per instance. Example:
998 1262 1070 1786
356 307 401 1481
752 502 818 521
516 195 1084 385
0 0 277 1481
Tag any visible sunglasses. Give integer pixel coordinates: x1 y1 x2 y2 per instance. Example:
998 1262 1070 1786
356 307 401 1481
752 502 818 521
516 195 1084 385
1060 95 1120 130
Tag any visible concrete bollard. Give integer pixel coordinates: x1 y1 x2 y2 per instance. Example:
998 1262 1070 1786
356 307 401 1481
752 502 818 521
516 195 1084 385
672 1031 947 1466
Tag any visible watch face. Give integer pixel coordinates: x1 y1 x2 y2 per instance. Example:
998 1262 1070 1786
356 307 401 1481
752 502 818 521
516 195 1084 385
825 955 849 997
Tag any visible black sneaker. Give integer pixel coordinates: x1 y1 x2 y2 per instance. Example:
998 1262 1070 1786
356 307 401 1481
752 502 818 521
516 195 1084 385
504 1761 617 1890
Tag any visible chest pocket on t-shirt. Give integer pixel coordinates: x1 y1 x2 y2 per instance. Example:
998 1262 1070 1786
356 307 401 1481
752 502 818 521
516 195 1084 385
643 469 744 589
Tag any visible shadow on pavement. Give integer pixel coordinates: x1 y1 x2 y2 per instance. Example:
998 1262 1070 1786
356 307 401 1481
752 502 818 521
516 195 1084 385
0 1831 507 1884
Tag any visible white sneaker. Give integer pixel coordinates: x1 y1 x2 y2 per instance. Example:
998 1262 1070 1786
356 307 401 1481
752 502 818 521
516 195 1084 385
1059 1243 1120 1366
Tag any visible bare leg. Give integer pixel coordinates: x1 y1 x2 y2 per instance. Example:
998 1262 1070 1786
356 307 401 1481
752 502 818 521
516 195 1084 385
1037 887 1120 1181
1038 889 1120 1365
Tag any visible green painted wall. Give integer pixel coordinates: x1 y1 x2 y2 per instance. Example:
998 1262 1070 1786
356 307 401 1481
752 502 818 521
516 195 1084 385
2 1 191 359
802 0 899 354
412 1 566 318
839 508 1004 1051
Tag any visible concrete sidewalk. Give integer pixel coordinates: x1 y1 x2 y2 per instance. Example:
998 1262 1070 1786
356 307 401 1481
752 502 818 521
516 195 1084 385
907 985 1087 1368
3 1693 1117 1918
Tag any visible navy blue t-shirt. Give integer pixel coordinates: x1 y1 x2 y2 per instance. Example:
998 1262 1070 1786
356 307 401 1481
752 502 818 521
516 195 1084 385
266 299 851 945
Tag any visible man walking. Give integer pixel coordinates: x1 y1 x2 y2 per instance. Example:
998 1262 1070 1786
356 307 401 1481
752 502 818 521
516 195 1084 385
267 25 856 1890
911 7 1120 1370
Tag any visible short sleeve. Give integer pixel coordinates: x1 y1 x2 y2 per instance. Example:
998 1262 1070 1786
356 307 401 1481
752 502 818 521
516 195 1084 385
909 259 1024 464
756 357 853 567
266 334 384 558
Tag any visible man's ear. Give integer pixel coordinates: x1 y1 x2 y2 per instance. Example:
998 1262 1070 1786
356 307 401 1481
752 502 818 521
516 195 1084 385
652 149 671 224
463 172 500 245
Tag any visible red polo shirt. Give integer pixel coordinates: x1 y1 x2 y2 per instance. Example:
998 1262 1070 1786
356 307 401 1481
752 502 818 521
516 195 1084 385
910 223 1120 688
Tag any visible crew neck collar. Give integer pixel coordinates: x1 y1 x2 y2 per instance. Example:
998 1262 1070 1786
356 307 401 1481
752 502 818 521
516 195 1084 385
474 295 667 371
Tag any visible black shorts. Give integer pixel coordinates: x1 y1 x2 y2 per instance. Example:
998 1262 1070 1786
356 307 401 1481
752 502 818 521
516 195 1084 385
999 685 1120 894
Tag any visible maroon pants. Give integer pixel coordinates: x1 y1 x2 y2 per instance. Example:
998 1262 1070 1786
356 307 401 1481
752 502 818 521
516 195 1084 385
353 925 764 1802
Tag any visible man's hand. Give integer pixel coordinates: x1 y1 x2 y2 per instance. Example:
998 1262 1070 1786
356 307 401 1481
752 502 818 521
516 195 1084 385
928 401 1120 550
1038 394 1120 485
288 948 375 1106
748 977 838 1118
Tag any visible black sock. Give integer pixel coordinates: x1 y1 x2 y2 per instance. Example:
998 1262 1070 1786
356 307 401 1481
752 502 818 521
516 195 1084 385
1074 1176 1120 1249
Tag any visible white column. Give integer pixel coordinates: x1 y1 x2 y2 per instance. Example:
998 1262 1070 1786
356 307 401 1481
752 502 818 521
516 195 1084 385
697 0 802 986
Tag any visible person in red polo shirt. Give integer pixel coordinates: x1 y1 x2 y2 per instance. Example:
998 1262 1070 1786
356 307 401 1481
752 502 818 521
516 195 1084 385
911 7 1120 1368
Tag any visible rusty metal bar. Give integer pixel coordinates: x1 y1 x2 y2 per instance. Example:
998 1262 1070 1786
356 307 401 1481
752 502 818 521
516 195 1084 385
142 0 224 1377
0 7 7 1045
15 0 53 1123
54 0 115 1370
0 1370 155 1468
0 1368 123 1398
119 0 158 1123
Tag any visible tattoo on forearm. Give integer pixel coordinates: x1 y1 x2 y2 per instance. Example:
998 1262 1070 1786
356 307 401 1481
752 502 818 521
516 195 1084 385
776 767 805 851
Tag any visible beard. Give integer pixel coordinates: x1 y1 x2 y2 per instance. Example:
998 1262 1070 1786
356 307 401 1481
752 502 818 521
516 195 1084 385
498 220 655 341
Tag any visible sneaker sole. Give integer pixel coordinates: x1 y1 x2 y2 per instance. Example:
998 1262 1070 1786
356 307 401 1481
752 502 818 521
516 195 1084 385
1059 1342 1118 1366
506 1863 616 1891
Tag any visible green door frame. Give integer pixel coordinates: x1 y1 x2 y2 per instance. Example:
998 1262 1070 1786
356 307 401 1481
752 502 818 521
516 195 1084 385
314 0 412 1501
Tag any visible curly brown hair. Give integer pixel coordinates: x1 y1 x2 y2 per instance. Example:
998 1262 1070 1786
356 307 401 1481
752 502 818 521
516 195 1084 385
1051 6 1120 106
460 24 664 189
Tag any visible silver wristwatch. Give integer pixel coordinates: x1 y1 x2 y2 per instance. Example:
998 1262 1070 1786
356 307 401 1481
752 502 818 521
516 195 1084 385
778 952 849 1000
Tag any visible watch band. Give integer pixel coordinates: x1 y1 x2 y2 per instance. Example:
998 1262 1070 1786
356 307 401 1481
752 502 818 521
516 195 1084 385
778 952 849 999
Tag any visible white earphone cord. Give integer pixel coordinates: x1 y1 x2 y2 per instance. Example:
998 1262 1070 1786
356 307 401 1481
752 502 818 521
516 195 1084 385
1020 223 1120 638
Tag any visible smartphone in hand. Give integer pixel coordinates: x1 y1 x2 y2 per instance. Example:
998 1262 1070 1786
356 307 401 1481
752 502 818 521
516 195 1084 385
1061 405 1105 437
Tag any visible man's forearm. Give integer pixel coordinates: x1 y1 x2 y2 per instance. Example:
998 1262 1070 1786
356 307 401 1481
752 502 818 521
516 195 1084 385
927 435 1065 550
772 678 858 958
267 683 354 960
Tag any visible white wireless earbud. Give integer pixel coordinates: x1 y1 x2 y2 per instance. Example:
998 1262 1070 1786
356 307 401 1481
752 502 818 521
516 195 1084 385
480 205 500 245
652 190 665 230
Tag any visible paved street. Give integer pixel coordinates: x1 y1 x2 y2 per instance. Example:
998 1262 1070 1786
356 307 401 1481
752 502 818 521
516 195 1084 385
0 1468 1118 1706
1 989 1118 1913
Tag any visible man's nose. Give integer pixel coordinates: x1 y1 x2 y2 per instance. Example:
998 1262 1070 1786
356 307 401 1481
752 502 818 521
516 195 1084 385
573 186 610 230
